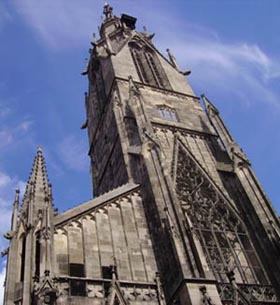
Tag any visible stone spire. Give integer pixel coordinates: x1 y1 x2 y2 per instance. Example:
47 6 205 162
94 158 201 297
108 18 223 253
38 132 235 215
21 146 52 225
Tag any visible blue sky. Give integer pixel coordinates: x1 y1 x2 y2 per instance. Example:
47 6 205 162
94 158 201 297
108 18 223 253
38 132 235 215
0 0 280 301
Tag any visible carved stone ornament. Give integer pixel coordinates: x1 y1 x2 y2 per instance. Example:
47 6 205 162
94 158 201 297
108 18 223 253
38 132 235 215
199 286 215 305
106 279 128 305
1 247 9 257
32 277 59 305
3 230 14 240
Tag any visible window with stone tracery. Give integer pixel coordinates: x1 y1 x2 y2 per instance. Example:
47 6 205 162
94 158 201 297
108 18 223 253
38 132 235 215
175 143 267 284
157 105 178 122
129 41 171 90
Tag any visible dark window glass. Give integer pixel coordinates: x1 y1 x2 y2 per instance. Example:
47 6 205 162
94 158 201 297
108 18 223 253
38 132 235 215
69 263 86 296
102 266 112 279
20 236 26 282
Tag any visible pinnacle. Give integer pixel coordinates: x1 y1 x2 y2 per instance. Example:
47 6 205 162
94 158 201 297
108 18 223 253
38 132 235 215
37 145 43 154
201 94 219 115
21 146 51 205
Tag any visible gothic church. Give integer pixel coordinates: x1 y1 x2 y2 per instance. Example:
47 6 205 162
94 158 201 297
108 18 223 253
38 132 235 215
3 4 280 305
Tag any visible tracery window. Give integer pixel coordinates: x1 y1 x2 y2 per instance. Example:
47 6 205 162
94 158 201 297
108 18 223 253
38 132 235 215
129 40 171 90
157 105 178 122
175 143 267 284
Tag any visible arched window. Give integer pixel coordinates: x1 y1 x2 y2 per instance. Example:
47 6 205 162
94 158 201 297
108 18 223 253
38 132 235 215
175 143 267 284
129 40 171 90
157 105 178 122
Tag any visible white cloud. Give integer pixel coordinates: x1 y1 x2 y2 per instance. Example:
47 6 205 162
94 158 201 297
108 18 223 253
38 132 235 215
157 23 280 109
0 2 12 31
0 106 11 119
0 119 34 150
0 130 13 149
0 262 6 305
11 0 280 110
12 0 96 50
0 173 11 188
17 120 33 133
57 135 88 172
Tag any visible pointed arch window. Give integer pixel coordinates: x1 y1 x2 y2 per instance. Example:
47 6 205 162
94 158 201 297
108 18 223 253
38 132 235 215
129 40 171 90
175 143 268 284
157 105 178 122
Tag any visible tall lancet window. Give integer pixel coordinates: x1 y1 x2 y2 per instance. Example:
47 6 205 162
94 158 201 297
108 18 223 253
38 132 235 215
129 39 171 90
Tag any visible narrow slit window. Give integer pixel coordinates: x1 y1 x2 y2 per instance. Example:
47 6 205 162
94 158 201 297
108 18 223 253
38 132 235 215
35 233 41 278
20 236 26 282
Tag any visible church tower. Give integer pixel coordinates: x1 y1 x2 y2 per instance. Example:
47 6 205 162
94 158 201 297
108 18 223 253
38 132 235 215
3 4 280 305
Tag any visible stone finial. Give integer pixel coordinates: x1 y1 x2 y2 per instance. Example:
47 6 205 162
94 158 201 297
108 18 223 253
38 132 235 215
81 58 89 75
103 3 113 19
37 145 42 154
128 75 139 96
14 189 20 205
201 94 219 115
155 272 166 304
1 247 9 257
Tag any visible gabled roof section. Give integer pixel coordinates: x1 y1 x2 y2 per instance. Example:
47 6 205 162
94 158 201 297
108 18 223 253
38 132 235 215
54 182 139 226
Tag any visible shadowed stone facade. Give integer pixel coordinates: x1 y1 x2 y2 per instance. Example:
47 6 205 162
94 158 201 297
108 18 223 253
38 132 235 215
3 4 280 305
